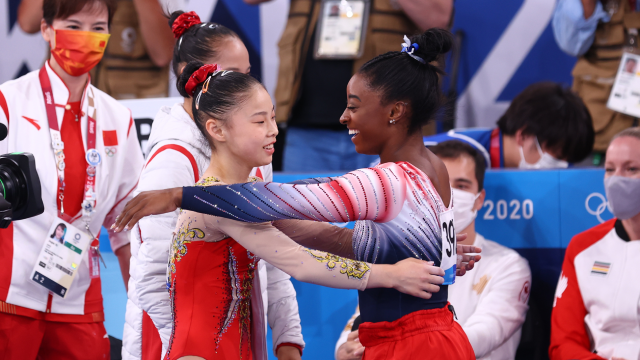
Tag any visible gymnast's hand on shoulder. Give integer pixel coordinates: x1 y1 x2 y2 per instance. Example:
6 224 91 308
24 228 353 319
112 188 183 232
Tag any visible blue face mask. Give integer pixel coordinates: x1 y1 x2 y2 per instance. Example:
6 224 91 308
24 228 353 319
605 176 640 220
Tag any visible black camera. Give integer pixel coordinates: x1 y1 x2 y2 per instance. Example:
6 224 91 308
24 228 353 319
0 153 44 228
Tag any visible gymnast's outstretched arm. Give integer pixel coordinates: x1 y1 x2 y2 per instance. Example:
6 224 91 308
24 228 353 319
114 163 406 231
206 214 443 299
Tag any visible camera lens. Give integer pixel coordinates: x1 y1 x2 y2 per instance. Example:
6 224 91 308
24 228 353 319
0 153 44 228
0 159 28 212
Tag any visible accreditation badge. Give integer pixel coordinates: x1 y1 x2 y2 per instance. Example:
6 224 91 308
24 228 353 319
607 52 640 117
439 208 457 285
314 0 370 59
30 218 93 298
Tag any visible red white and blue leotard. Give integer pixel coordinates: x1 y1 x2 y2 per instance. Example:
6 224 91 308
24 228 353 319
181 162 452 323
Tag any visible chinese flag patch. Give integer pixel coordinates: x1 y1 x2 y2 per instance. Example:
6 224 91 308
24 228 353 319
103 130 118 146
99 41 106 48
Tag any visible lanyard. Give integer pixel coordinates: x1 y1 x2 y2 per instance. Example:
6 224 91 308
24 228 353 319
38 66 99 226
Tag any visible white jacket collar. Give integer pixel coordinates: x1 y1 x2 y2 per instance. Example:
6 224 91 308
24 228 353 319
147 102 211 159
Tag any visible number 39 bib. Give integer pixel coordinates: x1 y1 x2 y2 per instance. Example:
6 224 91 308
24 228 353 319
440 208 456 285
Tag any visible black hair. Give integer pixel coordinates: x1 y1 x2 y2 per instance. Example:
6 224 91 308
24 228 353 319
169 10 240 96
50 223 67 238
431 140 486 191
496 82 595 163
44 0 117 26
177 61 263 148
358 28 453 133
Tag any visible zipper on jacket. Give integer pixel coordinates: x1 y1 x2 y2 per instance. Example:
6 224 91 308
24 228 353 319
46 293 53 313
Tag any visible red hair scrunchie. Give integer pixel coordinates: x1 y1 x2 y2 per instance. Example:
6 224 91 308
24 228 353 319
185 63 219 97
172 11 202 39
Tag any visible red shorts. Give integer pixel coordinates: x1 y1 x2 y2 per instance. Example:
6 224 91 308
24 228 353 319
358 304 474 360
0 311 110 360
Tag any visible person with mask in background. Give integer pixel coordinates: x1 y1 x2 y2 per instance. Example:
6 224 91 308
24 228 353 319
18 0 180 99
552 0 640 166
335 140 531 360
122 11 305 360
550 127 640 360
0 0 145 358
422 82 595 169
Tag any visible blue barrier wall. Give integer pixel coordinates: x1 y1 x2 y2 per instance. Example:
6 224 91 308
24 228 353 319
99 168 610 360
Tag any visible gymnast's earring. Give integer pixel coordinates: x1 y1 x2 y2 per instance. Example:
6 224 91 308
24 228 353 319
389 119 397 124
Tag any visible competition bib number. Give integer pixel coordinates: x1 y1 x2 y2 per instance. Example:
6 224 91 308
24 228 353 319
440 208 456 285
607 52 640 117
314 0 369 59
30 218 93 298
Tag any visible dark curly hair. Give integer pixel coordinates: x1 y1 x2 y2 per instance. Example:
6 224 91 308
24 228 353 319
358 28 453 133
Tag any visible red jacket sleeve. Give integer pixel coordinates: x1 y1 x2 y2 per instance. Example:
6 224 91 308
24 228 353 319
549 222 614 360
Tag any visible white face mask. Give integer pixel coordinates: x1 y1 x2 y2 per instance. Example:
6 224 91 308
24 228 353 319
518 137 569 169
452 188 480 231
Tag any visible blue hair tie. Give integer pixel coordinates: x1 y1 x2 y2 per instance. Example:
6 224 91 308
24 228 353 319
401 35 426 64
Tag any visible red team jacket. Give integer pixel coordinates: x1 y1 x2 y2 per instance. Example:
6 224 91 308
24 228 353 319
550 219 640 360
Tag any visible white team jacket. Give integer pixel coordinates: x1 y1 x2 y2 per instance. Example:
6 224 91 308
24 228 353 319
335 233 531 360
122 103 304 359
0 62 143 317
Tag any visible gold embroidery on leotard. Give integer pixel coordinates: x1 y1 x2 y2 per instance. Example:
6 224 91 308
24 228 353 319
302 249 371 280
196 175 262 187
197 176 222 186
168 222 205 276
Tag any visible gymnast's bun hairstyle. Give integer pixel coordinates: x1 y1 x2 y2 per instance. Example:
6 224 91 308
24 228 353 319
169 10 240 96
177 61 263 148
358 28 453 133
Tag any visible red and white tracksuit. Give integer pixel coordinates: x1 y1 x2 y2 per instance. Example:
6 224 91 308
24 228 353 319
122 103 304 359
0 62 144 359
550 219 640 360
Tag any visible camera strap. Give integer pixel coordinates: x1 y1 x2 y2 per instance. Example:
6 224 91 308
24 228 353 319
38 66 99 241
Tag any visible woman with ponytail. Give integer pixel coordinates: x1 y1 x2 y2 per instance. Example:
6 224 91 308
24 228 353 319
122 11 304 360
117 29 480 359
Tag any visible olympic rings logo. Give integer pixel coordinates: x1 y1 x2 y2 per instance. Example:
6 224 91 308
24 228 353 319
585 192 612 223
105 147 117 157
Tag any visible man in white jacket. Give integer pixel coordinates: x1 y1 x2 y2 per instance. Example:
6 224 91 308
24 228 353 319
123 102 304 360
335 140 531 360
